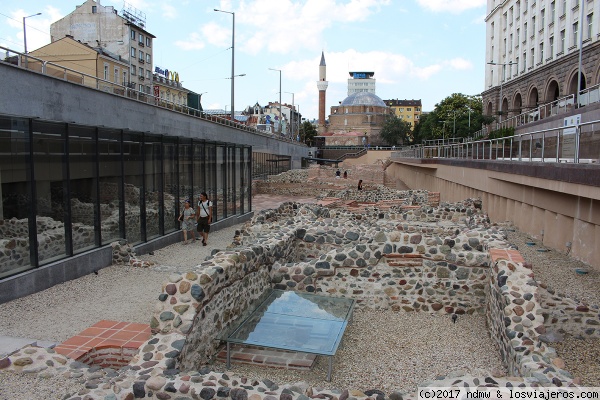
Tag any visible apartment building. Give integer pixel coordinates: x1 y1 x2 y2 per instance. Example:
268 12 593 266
50 0 156 94
384 99 422 129
28 36 129 93
482 0 599 118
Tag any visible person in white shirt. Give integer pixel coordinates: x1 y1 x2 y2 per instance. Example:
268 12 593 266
196 192 213 246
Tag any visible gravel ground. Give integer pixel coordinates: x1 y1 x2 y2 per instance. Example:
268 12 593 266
213 309 505 394
505 228 600 307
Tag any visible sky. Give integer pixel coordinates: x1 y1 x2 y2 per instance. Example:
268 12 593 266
0 0 488 120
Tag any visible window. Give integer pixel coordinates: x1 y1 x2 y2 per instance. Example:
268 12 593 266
92 6 97 13
549 36 554 57
523 51 527 72
146 37 151 47
131 47 136 57
541 9 545 27
416 107 420 111
139 84 144 92
146 69 151 79
399 108 404 112
131 64 136 75
504 38 507 56
131 30 136 40
560 29 565 52
139 50 143 60
114 67 119 83
104 65 108 80
145 85 150 94
525 0 529 9
572 22 578 46
510 7 514 24
139 66 143 76
407 108 412 111
562 0 566 15
550 1 555 22
517 28 520 43
503 12 508 27
123 71 127 85
139 34 144 44
532 16 536 33
146 54 151 63
510 33 513 50
539 42 544 62
530 48 535 67
516 56 520 74
524 22 528 39
588 13 593 39
491 22 495 38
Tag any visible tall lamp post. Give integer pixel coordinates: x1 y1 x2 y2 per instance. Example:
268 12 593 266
214 8 235 122
487 61 514 123
285 91 295 139
269 68 282 135
23 12 42 69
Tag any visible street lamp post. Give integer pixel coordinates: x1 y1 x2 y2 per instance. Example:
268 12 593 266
487 61 514 123
269 68 282 135
214 9 235 122
23 12 42 69
285 91 294 138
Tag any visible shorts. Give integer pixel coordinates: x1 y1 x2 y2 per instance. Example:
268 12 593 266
197 216 211 233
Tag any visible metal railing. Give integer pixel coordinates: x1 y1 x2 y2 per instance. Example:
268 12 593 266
471 83 600 139
393 119 600 164
1 46 304 145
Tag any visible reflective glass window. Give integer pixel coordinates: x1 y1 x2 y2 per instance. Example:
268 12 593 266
0 117 33 278
123 132 143 244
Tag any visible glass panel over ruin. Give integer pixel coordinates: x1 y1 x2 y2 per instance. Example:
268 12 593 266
227 289 355 356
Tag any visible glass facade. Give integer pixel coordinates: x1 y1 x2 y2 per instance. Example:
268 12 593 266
0 115 252 280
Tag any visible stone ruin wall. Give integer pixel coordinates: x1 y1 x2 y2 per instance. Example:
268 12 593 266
151 201 509 370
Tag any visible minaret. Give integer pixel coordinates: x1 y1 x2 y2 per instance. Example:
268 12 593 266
316 51 328 134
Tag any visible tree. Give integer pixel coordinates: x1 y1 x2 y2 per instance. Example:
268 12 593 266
412 93 495 143
299 121 318 146
380 115 413 146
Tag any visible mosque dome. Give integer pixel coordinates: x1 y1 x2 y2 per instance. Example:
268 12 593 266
340 92 387 107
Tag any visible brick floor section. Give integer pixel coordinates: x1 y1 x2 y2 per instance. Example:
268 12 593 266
216 344 317 370
489 249 525 264
54 320 150 363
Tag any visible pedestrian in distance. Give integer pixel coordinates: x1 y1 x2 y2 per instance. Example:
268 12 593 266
357 180 363 190
179 200 196 244
196 192 213 246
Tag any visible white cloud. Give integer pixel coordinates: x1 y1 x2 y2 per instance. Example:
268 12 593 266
283 50 471 84
161 4 178 19
198 0 391 56
8 6 61 51
174 32 206 50
446 58 472 70
415 0 486 14
472 13 486 24
201 22 232 48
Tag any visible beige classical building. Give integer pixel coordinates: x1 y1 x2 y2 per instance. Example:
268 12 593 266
27 36 129 94
152 67 190 108
482 0 599 119
384 99 422 129
50 0 156 94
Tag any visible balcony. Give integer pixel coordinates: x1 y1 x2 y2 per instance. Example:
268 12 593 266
139 58 144 64
138 42 144 47
139 75 145 81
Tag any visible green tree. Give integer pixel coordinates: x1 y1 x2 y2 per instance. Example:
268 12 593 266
380 115 413 146
299 121 318 146
413 93 495 143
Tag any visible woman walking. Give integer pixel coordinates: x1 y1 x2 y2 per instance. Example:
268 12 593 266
179 200 196 244
196 192 213 246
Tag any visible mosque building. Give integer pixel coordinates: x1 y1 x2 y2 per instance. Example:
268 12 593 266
316 52 391 146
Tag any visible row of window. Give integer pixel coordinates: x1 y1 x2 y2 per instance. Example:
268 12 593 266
130 29 152 48
130 47 152 64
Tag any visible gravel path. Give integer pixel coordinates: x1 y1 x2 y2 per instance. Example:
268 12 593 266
505 229 600 307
